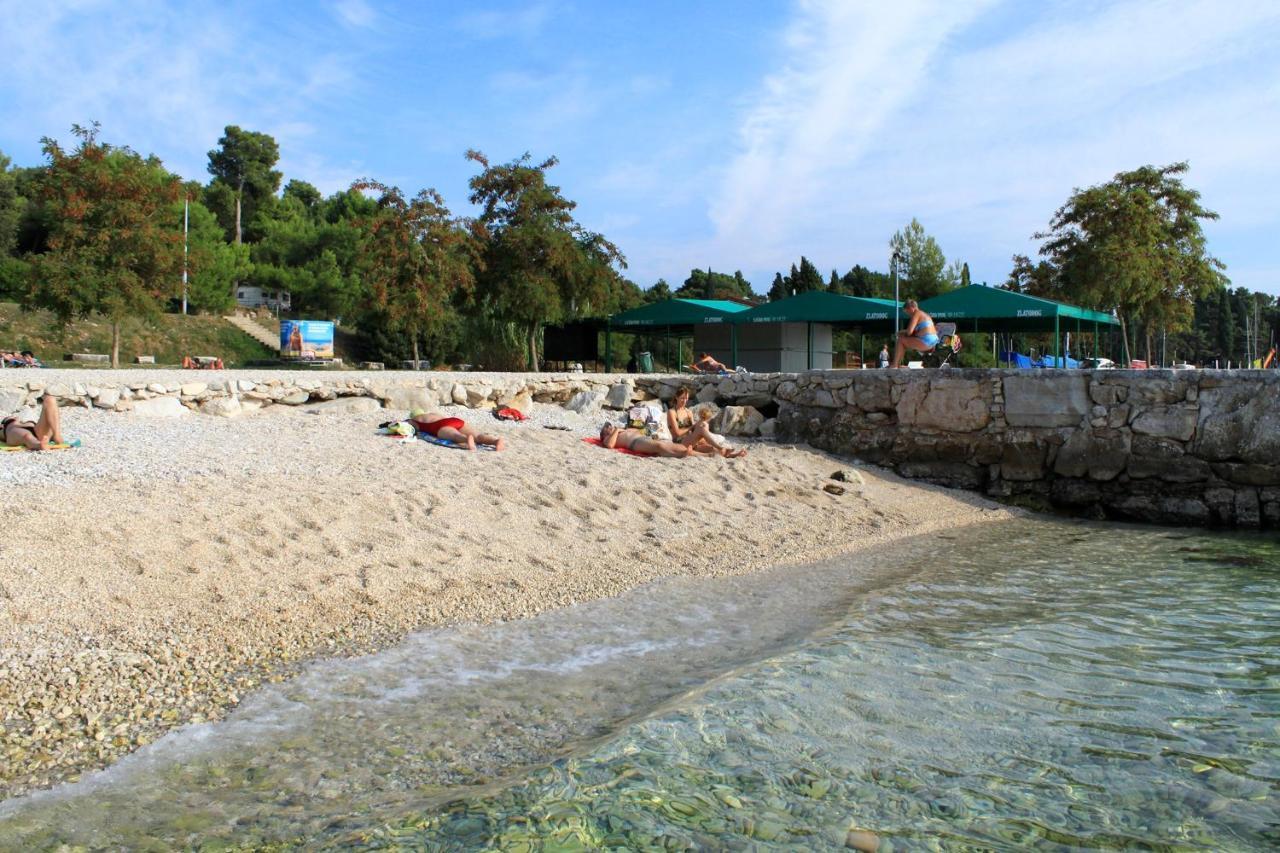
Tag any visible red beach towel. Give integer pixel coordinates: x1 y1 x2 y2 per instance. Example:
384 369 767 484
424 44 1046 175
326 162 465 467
582 437 655 457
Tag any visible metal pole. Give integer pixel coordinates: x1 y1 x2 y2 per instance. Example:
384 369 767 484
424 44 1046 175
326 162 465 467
181 197 189 315
731 324 738 369
807 322 814 371
1054 315 1060 368
604 322 612 372
892 252 901 336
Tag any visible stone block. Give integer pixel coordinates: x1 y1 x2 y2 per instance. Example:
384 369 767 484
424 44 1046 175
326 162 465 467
0 388 24 414
565 389 607 414
1236 489 1261 527
1001 437 1049 481
845 375 893 412
895 378 990 433
1003 374 1090 427
134 355 155 364
604 381 634 410
200 397 243 418
382 385 437 413
1210 462 1280 487
131 396 189 418
895 461 985 489
717 405 765 436
92 388 121 409
1130 406 1197 441
1054 428 1129 481
180 382 208 397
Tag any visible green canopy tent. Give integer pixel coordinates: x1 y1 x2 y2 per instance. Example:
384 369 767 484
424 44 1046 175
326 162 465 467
733 291 901 370
917 285 1119 366
604 298 750 372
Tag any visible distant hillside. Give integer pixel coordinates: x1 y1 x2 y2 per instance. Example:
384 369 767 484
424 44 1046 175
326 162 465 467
0 303 276 367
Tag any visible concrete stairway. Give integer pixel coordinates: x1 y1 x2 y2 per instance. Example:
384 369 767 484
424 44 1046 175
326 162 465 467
224 314 280 350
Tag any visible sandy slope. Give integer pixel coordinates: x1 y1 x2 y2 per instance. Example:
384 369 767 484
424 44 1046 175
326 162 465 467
0 403 1012 796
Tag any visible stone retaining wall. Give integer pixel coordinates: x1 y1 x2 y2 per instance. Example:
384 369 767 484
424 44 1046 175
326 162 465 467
2 368 1276 528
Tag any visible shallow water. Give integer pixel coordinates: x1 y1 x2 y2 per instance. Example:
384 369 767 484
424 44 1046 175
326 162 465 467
1 519 1277 850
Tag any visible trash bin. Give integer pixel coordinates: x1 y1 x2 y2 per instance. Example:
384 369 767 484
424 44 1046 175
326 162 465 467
637 351 654 373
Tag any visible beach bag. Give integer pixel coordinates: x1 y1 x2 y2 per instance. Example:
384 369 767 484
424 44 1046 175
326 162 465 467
627 405 656 430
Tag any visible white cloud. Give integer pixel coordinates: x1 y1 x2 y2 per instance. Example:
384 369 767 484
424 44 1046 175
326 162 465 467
701 0 1280 296
455 2 554 41
332 0 376 29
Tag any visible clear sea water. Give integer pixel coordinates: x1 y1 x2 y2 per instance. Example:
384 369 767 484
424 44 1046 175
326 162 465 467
0 518 1276 850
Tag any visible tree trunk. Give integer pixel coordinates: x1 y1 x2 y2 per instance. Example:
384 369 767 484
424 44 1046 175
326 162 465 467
1145 327 1153 367
234 178 244 245
111 321 120 369
1119 314 1133 366
528 324 539 371
412 337 420 371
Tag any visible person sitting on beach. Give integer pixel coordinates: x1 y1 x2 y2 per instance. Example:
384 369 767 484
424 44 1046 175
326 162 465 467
599 422 714 458
2 394 63 451
690 352 731 374
665 386 747 458
409 410 505 451
891 299 940 368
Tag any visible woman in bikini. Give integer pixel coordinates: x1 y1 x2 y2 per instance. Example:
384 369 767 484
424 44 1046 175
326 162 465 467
665 386 747 458
891 299 940 367
409 410 505 451
2 394 63 451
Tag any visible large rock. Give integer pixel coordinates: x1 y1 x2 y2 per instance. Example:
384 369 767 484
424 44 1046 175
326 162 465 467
92 387 121 409
604 381 634 410
465 385 492 408
1130 406 1197 441
695 383 719 404
564 389 607 414
1053 429 1129 481
277 389 311 405
132 396 189 418
303 397 383 415
895 378 990 432
200 397 243 418
506 389 533 415
717 405 765 436
0 388 25 415
180 382 208 397
1003 374 1090 427
382 386 437 413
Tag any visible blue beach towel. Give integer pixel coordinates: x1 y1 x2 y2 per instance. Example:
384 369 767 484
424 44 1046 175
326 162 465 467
417 433 497 452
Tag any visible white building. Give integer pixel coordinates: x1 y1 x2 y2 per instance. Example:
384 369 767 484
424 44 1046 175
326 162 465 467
235 286 291 311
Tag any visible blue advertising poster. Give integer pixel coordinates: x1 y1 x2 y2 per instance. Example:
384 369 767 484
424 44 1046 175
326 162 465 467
280 320 335 360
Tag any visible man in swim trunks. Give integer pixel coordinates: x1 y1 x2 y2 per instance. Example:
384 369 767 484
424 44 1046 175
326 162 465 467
891 299 940 368
2 394 63 451
409 410 505 451
691 352 731 374
599 422 714 458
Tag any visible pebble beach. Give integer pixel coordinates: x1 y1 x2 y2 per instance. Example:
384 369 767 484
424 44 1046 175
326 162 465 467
0 395 1013 798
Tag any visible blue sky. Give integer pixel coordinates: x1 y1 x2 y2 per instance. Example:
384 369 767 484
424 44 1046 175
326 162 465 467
2 0 1278 295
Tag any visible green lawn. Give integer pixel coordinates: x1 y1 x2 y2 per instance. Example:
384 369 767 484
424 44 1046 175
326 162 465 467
0 303 276 367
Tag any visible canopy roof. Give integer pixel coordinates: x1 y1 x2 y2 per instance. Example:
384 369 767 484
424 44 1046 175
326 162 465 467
735 291 900 326
918 285 1118 332
608 298 749 328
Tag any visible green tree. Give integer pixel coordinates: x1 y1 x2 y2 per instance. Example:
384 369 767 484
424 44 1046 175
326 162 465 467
466 150 625 369
26 124 185 366
353 179 478 368
1025 162 1227 365
835 264 892 298
206 125 282 244
960 262 971 288
793 256 824 293
185 198 250 313
889 218 952 299
282 179 322 215
768 272 786 301
675 268 753 301
0 150 20 255
646 279 672 303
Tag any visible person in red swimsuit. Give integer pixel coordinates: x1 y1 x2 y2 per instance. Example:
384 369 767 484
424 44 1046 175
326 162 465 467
409 411 505 451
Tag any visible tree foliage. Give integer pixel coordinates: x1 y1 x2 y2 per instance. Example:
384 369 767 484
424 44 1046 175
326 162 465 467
26 124 185 366
352 179 479 367
465 150 625 368
673 268 754 301
889 218 954 299
1019 162 1227 362
207 125 282 244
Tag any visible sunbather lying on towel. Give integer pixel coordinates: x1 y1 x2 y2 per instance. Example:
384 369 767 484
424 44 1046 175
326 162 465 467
598 422 713 458
2 395 63 451
689 352 731 374
410 410 505 451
